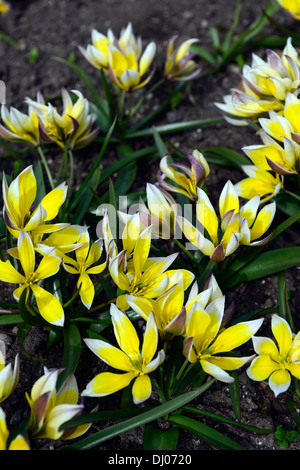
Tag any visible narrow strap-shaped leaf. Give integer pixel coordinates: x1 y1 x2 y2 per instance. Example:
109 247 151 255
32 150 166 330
56 323 82 390
63 380 215 449
143 422 179 450
183 406 274 435
223 247 300 289
168 414 246 450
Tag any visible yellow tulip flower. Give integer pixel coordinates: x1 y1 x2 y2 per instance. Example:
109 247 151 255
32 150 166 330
109 225 192 310
215 38 300 122
0 340 19 403
25 89 99 149
242 129 296 176
26 368 90 440
82 305 165 404
2 165 68 240
63 226 107 309
247 314 300 397
276 0 300 19
177 181 276 261
79 22 143 72
0 408 30 450
235 165 284 202
0 102 47 146
158 150 210 201
183 296 263 382
0 231 64 326
138 183 178 239
164 35 202 81
107 40 156 92
127 270 195 341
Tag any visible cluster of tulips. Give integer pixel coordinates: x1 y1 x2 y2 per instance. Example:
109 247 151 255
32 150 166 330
0 0 300 450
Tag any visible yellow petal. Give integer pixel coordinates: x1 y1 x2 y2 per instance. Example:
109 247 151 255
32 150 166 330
133 226 151 276
35 255 61 280
0 259 25 284
84 338 133 371
110 304 140 361
250 202 276 241
132 374 152 404
271 314 293 358
141 313 158 365
213 318 263 354
31 284 64 326
81 371 136 397
219 181 239 219
18 231 35 276
40 182 67 221
196 188 219 245
78 271 94 309
8 435 30 450
269 369 291 397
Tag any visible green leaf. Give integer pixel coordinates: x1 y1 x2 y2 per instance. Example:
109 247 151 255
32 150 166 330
223 247 300 289
63 379 215 449
143 423 179 450
99 146 157 184
69 117 116 212
71 166 101 224
152 126 169 157
0 314 22 326
57 323 82 390
202 146 251 167
168 415 246 450
183 405 274 435
33 160 46 206
125 117 224 139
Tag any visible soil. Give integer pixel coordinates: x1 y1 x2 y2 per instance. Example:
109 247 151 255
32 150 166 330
0 0 300 452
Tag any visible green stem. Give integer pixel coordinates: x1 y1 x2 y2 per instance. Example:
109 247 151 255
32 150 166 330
198 258 216 290
65 148 74 208
37 146 55 189
126 78 165 125
173 237 201 267
286 190 300 202
89 297 118 313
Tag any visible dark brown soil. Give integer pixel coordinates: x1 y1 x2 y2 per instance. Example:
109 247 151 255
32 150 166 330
0 0 300 451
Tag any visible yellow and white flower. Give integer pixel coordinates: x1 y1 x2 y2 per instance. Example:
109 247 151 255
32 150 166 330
2 165 68 241
82 305 165 404
215 38 300 122
63 226 107 309
26 368 90 440
184 297 263 383
235 166 284 202
177 181 276 262
0 231 64 326
25 89 99 149
109 225 193 310
157 150 210 201
138 183 178 239
247 314 300 397
164 35 202 81
0 101 47 146
79 22 142 72
0 340 19 403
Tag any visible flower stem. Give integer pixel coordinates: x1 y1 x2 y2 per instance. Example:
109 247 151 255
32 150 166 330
37 146 55 189
173 237 200 266
286 190 300 202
